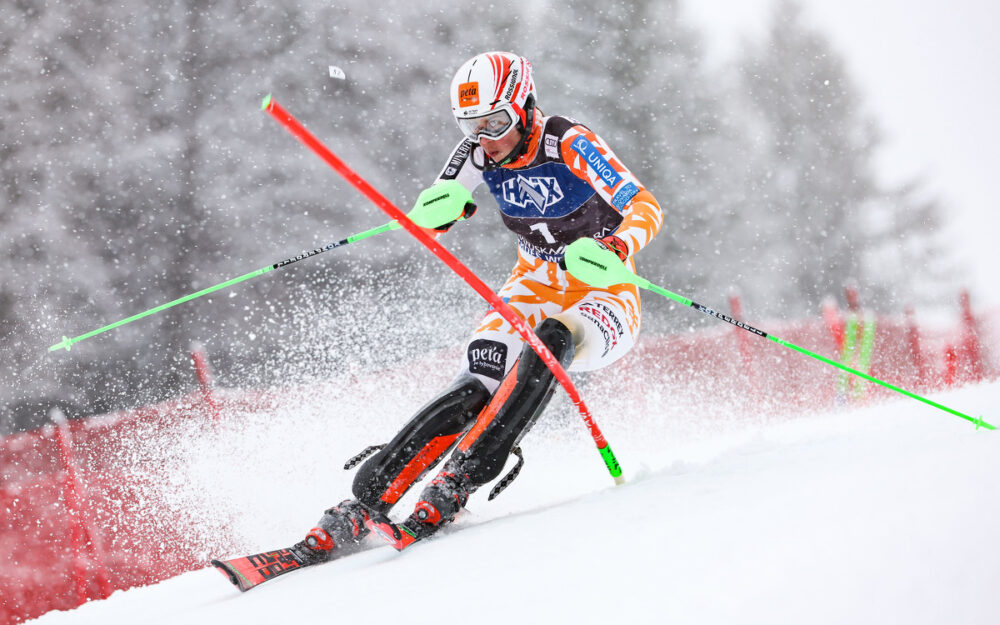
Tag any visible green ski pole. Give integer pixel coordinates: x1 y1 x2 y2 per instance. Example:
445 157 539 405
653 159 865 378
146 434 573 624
563 238 996 431
47 222 391 353
48 180 474 353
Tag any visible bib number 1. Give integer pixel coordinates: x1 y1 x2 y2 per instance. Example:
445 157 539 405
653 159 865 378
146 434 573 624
529 222 557 244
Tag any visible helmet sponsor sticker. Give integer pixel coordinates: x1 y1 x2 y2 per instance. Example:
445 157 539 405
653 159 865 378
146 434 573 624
570 136 622 190
458 82 480 107
504 68 519 101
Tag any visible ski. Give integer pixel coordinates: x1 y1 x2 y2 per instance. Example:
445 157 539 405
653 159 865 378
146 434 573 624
211 546 325 592
212 516 437 591
365 513 423 551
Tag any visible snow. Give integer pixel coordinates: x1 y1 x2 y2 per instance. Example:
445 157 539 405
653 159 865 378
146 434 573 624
27 381 1000 625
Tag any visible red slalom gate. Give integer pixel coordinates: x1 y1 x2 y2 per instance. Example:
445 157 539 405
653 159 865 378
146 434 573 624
190 344 220 422
51 409 113 604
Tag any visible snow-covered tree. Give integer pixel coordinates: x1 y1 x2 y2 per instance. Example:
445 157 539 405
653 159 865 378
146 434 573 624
0 0 960 433
735 0 955 314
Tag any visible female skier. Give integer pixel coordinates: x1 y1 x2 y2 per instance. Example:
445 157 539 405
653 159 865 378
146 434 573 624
296 51 663 557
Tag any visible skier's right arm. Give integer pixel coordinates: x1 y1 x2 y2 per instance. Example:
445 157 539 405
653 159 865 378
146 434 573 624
408 138 485 237
435 138 485 191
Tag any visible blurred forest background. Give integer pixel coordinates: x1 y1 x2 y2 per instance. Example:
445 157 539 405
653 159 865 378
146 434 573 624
0 0 958 434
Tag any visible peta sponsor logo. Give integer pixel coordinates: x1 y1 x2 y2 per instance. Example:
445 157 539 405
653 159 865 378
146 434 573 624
458 82 479 107
570 136 622 189
501 176 565 214
468 339 508 381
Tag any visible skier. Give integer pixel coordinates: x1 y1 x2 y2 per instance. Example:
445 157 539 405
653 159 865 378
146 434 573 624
296 51 663 557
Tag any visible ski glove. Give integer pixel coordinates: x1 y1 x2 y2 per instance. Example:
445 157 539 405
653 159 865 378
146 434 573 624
433 201 477 232
559 234 628 270
597 234 629 263
407 180 476 232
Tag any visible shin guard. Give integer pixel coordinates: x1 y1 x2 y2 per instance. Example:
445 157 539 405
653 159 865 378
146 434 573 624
452 317 575 486
352 375 490 513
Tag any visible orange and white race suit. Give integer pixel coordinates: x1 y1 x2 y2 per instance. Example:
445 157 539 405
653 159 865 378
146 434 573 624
439 114 663 392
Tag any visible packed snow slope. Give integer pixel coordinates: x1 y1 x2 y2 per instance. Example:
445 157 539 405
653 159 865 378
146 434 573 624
29 382 1000 625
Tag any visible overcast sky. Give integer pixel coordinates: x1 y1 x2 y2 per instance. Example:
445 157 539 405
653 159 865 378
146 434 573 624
681 0 1000 307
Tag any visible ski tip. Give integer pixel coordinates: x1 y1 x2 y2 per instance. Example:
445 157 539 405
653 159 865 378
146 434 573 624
366 514 419 551
260 94 273 111
211 559 250 593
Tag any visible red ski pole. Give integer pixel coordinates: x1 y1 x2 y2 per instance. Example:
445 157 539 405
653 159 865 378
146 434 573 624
262 95 623 484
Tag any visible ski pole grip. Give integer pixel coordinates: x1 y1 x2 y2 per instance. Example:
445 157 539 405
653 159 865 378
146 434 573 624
406 180 474 230
564 238 648 289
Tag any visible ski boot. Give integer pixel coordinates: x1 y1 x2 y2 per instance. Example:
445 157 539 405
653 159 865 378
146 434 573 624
367 459 477 551
291 499 371 564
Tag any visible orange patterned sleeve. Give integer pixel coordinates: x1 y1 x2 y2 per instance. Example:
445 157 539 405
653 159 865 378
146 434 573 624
559 126 663 257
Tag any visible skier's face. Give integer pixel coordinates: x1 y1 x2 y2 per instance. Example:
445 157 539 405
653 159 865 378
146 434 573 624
479 128 523 163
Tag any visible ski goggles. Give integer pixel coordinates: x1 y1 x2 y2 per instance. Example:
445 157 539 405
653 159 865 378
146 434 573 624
456 108 517 141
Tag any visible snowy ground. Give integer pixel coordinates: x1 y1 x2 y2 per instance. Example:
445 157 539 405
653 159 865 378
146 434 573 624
27 381 1000 625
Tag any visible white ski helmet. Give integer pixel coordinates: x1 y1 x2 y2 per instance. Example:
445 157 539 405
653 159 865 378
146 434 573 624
450 51 536 143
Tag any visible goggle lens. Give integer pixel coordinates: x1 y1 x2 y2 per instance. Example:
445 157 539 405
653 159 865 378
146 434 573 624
457 109 515 141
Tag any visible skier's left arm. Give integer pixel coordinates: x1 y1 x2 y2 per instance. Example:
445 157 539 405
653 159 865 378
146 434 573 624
561 128 663 260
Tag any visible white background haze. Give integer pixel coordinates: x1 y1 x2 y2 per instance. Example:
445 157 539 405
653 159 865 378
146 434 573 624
683 0 1000 304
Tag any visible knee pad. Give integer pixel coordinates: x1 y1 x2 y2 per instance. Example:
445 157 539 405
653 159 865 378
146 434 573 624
352 375 490 513
531 317 576 368
454 317 575 485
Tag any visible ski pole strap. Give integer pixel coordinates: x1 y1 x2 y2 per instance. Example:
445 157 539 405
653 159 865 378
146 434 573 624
562 238 996 431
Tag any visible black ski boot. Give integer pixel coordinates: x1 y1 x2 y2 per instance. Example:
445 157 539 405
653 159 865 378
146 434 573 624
408 460 477 533
292 499 371 564
367 459 477 550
